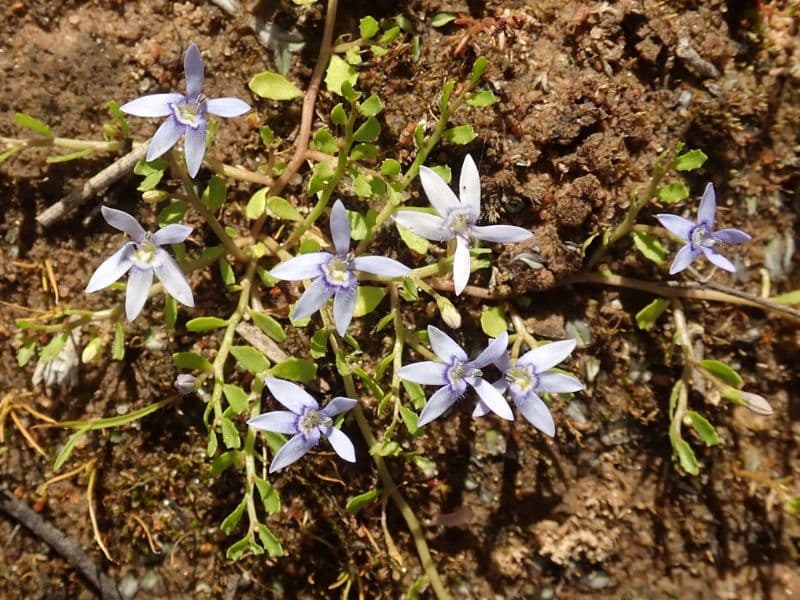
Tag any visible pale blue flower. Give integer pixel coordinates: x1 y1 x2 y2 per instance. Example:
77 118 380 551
247 377 357 473
85 206 194 321
656 182 751 274
476 339 582 437
270 200 410 336
121 43 250 177
397 326 513 426
394 154 533 295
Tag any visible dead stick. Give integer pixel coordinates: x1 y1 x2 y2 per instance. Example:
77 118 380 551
0 490 122 600
37 143 148 228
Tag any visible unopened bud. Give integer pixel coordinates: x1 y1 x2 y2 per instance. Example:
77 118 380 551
173 373 197 395
741 391 773 416
142 190 169 203
436 295 461 329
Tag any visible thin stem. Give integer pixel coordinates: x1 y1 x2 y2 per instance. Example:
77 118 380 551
205 155 273 186
244 375 264 536
669 301 692 442
0 135 124 152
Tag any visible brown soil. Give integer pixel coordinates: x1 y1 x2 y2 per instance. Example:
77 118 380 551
1 1 799 599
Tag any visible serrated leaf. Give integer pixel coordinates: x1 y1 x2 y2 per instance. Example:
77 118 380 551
221 499 247 535
226 536 250 560
359 15 380 39
267 196 303 221
312 128 338 154
480 306 507 337
255 478 281 514
685 411 721 446
380 158 402 177
331 103 348 125
172 351 212 372
230 346 269 373
632 231 667 265
674 149 708 171
15 112 53 137
359 94 384 117
350 143 379 161
698 359 743 388
353 286 386 318
397 223 429 254
17 339 36 367
250 310 286 343
353 117 380 142
635 298 669 331
467 89 498 107
270 358 317 382
657 182 689 203
443 124 476 145
39 332 68 364
223 384 249 414
248 71 303 100
431 12 456 27
221 416 242 449
346 489 380 514
325 55 358 96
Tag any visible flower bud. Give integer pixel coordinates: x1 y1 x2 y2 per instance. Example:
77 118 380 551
173 373 197 395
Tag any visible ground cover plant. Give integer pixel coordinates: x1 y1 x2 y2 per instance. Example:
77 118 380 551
1 1 799 598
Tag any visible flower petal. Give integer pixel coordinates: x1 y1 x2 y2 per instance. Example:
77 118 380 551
323 427 356 462
701 246 735 272
669 243 700 275
153 250 194 307
85 243 134 292
147 117 184 161
697 182 716 226
515 392 555 436
471 224 532 243
320 396 357 418
655 214 694 241
101 206 146 241
269 433 316 472
120 93 184 117
351 256 410 277
452 234 471 295
184 43 204 100
125 267 154 321
270 252 331 280
459 154 481 217
713 228 751 244
471 332 509 369
333 287 357 336
330 199 351 255
538 371 583 393
152 223 192 246
419 165 461 217
206 97 250 117
417 383 463 427
291 277 334 320
427 325 467 363
264 377 319 413
394 211 451 242
518 339 577 373
247 410 299 435
396 361 448 385
471 378 513 420
472 398 491 418
184 123 207 178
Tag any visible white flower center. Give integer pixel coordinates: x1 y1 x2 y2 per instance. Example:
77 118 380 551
447 360 481 386
322 254 353 288
130 238 160 270
446 208 475 235
689 223 714 250
298 409 331 435
171 94 206 128
505 365 538 393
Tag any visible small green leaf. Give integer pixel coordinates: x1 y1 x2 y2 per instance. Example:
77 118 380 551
439 81 455 114
310 329 328 359
111 323 125 360
225 536 250 561
429 165 451 183
346 489 381 514
221 499 247 535
186 316 228 332
346 208 377 240
202 176 226 212
431 12 456 27
359 15 380 38
17 339 36 367
210 450 240 477
380 158 402 177
80 337 103 365
470 56 488 85
480 306 508 337
359 94 384 117
673 437 699 475
259 125 274 146
222 384 249 415
698 359 743 388
399 277 419 301
246 188 267 220
331 103 348 125
40 332 68 363
635 298 669 330
378 26 400 46
207 431 218 457
467 89 498 107
397 223 429 254
350 143 380 161
255 478 281 514
267 196 303 221
158 201 187 226
353 286 386 318
172 351 212 372
443 124 476 145
325 55 358 96
46 149 92 163
632 231 667 265
399 406 419 436
15 112 53 137
312 128 338 154
219 258 236 289
370 439 401 456
221 417 242 449
402 380 427 410
772 290 800 305
353 117 380 142
685 411 721 446
270 358 317 382
674 149 708 171
250 310 287 343
248 71 303 100
230 346 269 373
256 523 283 557
657 182 689 203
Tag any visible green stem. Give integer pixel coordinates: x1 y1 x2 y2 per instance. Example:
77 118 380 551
0 135 124 152
244 375 264 535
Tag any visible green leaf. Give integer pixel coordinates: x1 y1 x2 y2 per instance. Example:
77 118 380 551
15 112 53 137
635 298 669 330
312 128 338 154
399 406 419 436
0 146 23 164
230 346 269 373
657 182 689 203
467 89 498 107
221 417 242 449
370 439 401 456
53 425 92 471
431 12 456 27
346 489 381 514
438 81 455 114
267 196 303 221
17 339 36 367
259 125 274 146
219 258 236 288
353 117 380 142
631 231 667 265
246 188 267 220
443 124 476 145
331 103 348 126
221 499 247 535
359 94 384 117
186 316 228 332
350 143 380 161
172 352 212 372
359 15 380 38
270 358 317 382
225 536 250 561
256 523 283 557
250 310 287 343
772 290 800 305
429 165 451 184
352 366 384 399
347 208 377 240
400 276 419 301
310 329 328 359
207 431 218 457
255 478 281 514
210 450 240 477
397 223 429 254
674 149 708 171
378 26 401 46
353 286 386 318
380 158 402 177
39 332 68 364
698 359 743 388
202 176 226 212
685 411 721 446
248 71 303 100
402 380 427 410
672 437 699 475
46 149 92 163
325 55 358 96
223 384 249 414
470 56 488 85
480 306 508 337
157 201 187 226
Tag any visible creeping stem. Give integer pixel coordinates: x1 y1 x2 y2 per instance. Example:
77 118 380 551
668 301 692 448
